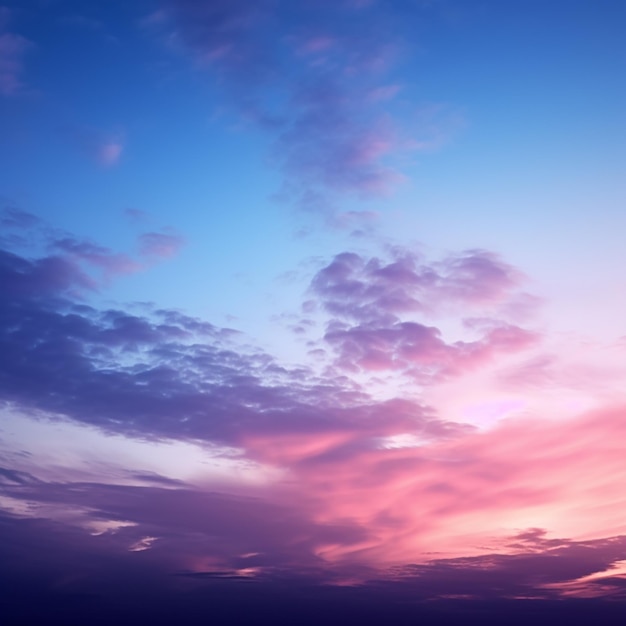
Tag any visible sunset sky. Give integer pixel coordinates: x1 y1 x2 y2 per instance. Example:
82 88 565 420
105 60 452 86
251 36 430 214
1 0 625 623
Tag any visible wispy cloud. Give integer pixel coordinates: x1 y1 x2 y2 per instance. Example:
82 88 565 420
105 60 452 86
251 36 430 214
0 207 186 290
0 7 32 96
62 125 125 167
147 0 450 212
138 231 185 259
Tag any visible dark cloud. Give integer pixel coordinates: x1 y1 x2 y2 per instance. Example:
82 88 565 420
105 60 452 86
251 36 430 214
0 474 372 581
1 494 625 625
384 534 626 601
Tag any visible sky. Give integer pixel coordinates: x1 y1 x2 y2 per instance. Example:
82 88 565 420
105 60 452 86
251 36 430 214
1 0 625 623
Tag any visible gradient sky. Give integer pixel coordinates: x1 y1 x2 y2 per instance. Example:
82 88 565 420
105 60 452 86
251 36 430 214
1 0 626 623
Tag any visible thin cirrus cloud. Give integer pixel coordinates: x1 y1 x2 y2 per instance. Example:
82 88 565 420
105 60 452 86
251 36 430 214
149 0 427 209
138 231 186 259
62 124 125 167
0 6 32 96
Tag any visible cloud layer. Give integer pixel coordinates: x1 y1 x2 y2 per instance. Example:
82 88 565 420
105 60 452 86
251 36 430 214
2 215 626 606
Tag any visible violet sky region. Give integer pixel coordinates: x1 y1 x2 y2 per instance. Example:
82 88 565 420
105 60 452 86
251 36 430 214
1 1 625 624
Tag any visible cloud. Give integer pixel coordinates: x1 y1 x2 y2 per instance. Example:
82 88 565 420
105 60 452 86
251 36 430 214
150 0 436 210
0 240 430 449
274 83 402 199
0 219 538 462
323 320 536 378
3 408 626 604
2 223 626 606
1 221 515 475
309 248 522 325
0 206 41 230
304 247 535 378
385 533 626 600
51 237 141 284
62 125 125 167
248 403 626 576
4 398 626 599
0 7 32 96
138 231 186 259
123 207 152 224
0 207 186 290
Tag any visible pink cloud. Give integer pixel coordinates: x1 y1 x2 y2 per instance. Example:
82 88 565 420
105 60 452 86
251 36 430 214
437 249 524 305
247 403 626 573
303 247 538 380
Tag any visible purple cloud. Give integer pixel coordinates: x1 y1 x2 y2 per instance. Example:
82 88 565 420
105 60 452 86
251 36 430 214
138 231 186 259
3 223 624 615
0 248 95 296
62 124 125 167
0 215 537 461
309 248 522 325
0 7 32 96
51 237 141 283
0 238 407 449
323 319 535 379
150 0 420 209
2 216 503 468
0 208 186 289
2 471 626 615
304 248 536 378
386 533 626 601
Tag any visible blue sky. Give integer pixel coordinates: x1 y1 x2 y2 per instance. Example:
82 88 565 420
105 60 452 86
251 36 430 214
3 0 623 335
